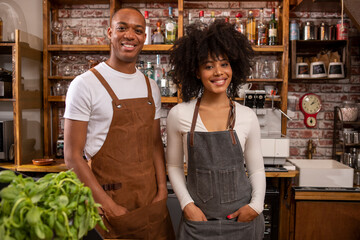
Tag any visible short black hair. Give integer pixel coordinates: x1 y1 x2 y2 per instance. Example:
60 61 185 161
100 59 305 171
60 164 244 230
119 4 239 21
111 7 145 26
170 20 254 102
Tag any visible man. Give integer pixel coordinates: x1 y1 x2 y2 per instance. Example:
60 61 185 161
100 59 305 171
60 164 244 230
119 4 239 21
64 7 175 239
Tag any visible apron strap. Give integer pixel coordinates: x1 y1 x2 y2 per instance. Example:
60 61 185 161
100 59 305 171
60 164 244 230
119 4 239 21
143 75 154 102
90 68 154 106
189 98 201 147
90 68 122 106
190 98 237 146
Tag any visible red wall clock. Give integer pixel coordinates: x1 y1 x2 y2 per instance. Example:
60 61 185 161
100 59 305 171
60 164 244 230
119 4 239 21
299 93 322 128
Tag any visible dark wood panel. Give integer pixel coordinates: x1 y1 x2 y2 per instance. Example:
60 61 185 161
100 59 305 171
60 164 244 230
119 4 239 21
295 201 360 240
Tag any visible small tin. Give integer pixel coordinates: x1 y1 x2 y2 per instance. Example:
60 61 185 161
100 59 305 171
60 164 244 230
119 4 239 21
303 21 315 40
319 22 329 40
353 132 359 144
290 20 299 40
336 20 349 40
329 25 336 40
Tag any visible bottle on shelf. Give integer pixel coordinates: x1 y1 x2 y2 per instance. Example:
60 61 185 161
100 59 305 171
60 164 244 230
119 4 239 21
268 8 278 45
137 61 145 74
152 21 165 44
210 11 216 24
223 12 230 23
144 11 152 45
145 62 154 80
160 69 169 97
196 10 208 30
154 54 163 88
165 7 177 44
246 10 256 44
235 13 245 35
0 17 3 42
256 8 268 46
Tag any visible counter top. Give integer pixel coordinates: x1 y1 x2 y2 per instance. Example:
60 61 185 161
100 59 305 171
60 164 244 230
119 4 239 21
294 187 360 201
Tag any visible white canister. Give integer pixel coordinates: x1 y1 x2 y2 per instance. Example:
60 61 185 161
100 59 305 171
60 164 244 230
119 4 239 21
296 62 310 78
328 62 344 78
310 61 327 78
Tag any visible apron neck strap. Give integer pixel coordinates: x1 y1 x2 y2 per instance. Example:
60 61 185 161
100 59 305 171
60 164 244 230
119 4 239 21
90 68 120 104
90 68 154 103
189 98 236 147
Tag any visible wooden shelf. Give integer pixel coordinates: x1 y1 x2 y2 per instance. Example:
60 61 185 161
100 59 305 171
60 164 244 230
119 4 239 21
0 162 17 170
48 45 109 52
247 78 283 82
48 76 74 80
0 98 15 102
47 44 174 52
48 96 66 102
161 97 178 103
17 161 68 172
252 45 284 52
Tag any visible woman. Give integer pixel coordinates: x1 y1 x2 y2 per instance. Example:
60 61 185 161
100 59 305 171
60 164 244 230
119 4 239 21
166 20 266 239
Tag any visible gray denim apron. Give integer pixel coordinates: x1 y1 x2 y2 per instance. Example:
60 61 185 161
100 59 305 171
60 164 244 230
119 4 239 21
177 98 264 240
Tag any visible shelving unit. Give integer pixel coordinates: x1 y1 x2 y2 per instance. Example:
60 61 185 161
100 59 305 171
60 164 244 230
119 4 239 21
0 30 43 170
42 0 289 162
290 40 350 80
332 106 360 161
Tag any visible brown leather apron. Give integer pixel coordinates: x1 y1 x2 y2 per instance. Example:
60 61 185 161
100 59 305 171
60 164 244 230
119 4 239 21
89 68 174 239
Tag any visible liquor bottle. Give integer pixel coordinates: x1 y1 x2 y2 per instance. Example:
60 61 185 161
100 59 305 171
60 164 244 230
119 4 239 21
268 8 278 45
154 54 163 88
165 7 177 44
196 10 208 30
0 17 3 42
256 8 268 45
210 11 216 24
160 69 169 97
137 60 145 74
152 21 165 44
246 10 256 44
145 62 154 80
223 12 230 23
144 11 152 45
235 13 245 35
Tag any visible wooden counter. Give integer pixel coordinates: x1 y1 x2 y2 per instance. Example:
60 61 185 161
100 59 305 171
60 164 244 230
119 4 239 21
291 188 360 240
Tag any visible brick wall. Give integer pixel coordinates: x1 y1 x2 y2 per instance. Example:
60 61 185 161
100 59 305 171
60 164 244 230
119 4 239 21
54 2 360 159
288 10 360 159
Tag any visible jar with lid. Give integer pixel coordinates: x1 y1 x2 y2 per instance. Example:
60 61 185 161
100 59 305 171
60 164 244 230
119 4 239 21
339 101 358 122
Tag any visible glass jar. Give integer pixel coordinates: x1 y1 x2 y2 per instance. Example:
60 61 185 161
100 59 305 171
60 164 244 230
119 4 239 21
339 101 358 122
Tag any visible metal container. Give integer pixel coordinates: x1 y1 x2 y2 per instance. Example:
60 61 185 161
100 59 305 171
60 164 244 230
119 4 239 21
329 25 336 40
336 20 349 40
303 21 315 40
290 20 299 40
319 22 330 40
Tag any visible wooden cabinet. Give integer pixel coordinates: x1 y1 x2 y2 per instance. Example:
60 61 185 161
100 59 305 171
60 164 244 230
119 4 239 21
42 0 290 161
290 40 349 80
0 30 43 170
292 189 360 240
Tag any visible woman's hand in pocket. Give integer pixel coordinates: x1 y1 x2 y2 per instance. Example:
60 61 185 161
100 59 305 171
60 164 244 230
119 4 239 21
227 204 258 222
103 200 129 217
183 202 207 222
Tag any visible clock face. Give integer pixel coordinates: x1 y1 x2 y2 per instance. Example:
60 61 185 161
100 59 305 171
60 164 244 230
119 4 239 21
301 94 321 114
306 116 317 127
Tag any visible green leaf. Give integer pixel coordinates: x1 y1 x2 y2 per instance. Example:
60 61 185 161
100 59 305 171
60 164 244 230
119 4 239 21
26 207 41 226
0 187 19 201
47 212 55 228
43 224 53 240
58 195 69 207
0 170 16 183
54 220 66 237
34 224 45 239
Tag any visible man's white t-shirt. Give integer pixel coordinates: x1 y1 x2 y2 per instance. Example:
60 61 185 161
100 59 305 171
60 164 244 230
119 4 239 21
64 62 162 159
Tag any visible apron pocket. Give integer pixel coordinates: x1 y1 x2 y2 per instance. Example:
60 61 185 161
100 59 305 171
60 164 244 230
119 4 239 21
181 218 220 238
196 169 214 203
219 168 241 203
221 219 255 240
148 199 173 239
104 206 147 238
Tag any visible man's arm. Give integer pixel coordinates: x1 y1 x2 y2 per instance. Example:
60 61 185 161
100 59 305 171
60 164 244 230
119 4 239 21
64 119 128 216
151 119 168 202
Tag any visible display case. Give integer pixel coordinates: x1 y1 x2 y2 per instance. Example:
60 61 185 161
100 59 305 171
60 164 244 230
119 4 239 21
0 29 43 170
